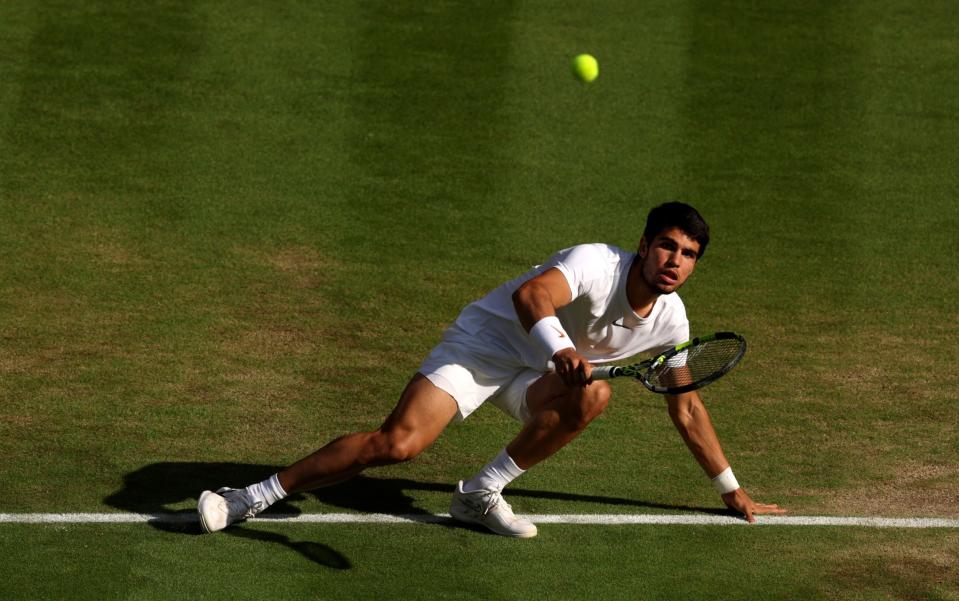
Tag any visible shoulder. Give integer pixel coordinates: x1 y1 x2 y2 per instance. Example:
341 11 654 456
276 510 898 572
546 243 625 298
551 243 626 271
658 293 689 326
647 293 689 347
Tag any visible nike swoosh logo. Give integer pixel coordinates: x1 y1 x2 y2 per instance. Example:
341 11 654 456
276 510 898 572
612 320 631 330
549 325 567 338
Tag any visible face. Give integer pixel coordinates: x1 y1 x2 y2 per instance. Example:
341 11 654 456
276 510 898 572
637 227 701 295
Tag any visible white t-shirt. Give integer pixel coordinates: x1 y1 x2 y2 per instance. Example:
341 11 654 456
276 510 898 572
448 243 690 369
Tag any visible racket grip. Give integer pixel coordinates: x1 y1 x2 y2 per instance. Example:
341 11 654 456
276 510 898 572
590 365 620 380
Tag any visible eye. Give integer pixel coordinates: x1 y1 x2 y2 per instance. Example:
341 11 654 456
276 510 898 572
682 249 697 259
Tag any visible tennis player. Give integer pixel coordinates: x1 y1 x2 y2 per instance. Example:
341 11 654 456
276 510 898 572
198 202 785 536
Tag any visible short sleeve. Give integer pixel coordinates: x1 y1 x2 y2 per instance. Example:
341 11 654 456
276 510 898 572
546 244 612 302
669 321 690 347
658 295 690 348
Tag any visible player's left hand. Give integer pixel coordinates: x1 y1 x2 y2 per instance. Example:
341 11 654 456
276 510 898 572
721 488 787 523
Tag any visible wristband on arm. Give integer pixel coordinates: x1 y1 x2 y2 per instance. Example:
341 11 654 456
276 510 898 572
712 466 740 495
529 315 575 359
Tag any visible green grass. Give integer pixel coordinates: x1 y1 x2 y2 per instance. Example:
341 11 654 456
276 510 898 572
1 1 958 599
2 524 957 601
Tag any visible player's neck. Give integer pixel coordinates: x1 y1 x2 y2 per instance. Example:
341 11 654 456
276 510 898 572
626 258 660 318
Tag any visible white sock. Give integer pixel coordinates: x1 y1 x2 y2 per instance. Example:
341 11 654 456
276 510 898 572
244 474 287 508
462 449 525 493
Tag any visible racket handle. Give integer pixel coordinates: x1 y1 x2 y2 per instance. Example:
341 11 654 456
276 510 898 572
590 365 620 380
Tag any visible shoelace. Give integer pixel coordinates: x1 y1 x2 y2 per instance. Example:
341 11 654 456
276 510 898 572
224 491 264 519
482 492 499 516
475 490 510 516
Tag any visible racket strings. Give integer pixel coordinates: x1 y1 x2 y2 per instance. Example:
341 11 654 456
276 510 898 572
648 338 744 389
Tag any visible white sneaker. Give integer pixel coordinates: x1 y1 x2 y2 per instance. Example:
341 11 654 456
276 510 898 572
450 481 537 538
197 487 264 533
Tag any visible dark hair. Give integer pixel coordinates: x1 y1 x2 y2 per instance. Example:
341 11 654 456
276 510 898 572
642 202 710 258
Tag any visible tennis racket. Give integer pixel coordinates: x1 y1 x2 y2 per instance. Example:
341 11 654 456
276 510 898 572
590 332 747 394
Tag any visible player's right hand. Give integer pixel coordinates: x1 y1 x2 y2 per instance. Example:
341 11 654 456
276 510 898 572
552 348 592 387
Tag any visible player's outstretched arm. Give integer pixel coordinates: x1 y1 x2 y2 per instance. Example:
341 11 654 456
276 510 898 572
665 391 786 522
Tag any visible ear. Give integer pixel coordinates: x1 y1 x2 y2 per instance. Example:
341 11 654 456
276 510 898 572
637 236 648 259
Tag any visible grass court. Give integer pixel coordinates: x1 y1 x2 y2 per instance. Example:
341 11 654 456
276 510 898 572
1 1 957 599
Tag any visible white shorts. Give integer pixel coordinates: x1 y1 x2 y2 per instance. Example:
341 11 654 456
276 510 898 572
418 334 544 423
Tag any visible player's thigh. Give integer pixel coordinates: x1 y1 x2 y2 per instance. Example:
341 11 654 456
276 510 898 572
379 373 459 454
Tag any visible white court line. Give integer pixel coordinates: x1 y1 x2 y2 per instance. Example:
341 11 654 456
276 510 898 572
1 513 957 528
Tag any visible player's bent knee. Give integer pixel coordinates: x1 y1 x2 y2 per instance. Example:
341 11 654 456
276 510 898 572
561 381 611 431
589 379 612 403
583 380 611 420
369 430 424 465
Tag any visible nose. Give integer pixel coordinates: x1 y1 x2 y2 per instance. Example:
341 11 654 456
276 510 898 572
665 251 681 267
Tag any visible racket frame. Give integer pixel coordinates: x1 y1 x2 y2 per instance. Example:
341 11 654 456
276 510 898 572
591 332 747 394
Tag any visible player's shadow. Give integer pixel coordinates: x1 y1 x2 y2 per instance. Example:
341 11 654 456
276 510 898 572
104 462 353 569
105 461 734 566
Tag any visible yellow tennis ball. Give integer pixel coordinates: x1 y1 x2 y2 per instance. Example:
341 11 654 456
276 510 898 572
571 54 599 82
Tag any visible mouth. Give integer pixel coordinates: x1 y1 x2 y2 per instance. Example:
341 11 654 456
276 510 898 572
658 270 679 286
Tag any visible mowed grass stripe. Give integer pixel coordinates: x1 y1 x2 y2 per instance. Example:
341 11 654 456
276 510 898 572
2 512 958 528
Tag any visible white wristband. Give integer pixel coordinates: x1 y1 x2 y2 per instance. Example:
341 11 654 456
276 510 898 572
529 316 575 359
712 467 740 495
